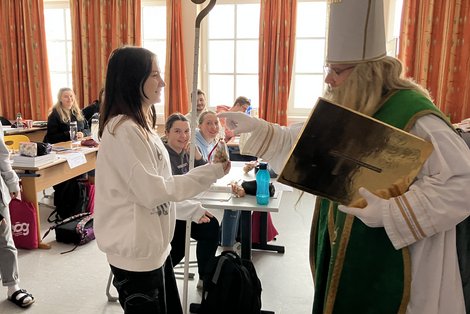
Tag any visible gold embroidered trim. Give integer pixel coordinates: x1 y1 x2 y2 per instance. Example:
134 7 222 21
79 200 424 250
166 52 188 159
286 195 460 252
309 198 322 281
324 213 354 314
401 194 426 238
394 197 420 241
327 203 336 246
398 247 411 314
403 109 453 132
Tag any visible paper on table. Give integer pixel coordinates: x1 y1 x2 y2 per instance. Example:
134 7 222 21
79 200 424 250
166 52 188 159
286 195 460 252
60 152 87 169
194 191 232 201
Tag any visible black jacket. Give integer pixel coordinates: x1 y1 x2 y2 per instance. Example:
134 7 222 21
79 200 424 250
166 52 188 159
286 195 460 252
82 101 100 126
43 109 89 144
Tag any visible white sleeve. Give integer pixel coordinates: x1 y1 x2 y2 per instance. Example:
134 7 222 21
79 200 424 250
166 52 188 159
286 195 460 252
113 125 225 209
0 124 20 193
383 114 470 249
240 121 304 173
174 199 206 223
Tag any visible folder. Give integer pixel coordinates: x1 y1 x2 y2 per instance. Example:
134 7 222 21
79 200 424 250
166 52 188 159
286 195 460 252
277 97 434 205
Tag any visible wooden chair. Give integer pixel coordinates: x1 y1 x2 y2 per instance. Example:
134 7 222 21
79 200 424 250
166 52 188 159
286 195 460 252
4 134 30 151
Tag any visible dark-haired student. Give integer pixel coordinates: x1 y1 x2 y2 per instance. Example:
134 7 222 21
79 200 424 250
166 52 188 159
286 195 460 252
94 46 230 314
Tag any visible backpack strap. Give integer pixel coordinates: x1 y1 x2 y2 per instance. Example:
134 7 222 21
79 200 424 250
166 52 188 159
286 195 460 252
60 214 93 255
41 212 92 241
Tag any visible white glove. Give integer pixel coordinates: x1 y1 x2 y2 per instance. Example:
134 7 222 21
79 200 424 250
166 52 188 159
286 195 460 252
217 112 262 134
338 187 388 228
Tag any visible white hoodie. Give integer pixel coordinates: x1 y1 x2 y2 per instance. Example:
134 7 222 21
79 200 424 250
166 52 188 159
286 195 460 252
94 116 225 271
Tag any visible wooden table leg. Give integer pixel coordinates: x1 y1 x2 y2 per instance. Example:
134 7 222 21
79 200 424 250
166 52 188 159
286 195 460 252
20 177 51 249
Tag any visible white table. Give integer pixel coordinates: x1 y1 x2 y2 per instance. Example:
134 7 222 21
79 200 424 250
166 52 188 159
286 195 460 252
184 162 284 314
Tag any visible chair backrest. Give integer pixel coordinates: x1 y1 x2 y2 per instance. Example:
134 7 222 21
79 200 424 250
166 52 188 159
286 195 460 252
4 135 30 151
0 116 12 126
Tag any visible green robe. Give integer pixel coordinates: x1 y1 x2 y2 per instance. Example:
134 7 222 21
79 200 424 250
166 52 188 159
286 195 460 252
310 89 448 314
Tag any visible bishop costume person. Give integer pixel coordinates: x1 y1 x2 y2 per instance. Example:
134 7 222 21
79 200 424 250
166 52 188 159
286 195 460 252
220 0 470 313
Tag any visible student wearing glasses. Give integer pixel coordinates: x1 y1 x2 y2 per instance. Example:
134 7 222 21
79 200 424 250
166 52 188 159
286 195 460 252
219 0 470 313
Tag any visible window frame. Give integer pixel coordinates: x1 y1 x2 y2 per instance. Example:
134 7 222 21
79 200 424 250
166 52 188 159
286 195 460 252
201 0 328 121
43 0 73 100
141 0 167 118
200 0 261 111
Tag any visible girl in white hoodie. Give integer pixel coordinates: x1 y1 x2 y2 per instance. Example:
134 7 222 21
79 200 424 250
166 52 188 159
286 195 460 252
94 46 230 314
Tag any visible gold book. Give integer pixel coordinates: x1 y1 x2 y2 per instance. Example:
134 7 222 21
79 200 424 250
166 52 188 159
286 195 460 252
277 97 434 206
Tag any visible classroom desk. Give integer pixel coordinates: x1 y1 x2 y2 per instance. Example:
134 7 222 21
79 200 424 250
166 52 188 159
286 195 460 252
200 190 283 260
4 126 47 142
13 143 98 249
185 162 284 314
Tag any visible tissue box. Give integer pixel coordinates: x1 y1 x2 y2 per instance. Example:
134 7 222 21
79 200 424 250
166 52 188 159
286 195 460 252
19 142 37 157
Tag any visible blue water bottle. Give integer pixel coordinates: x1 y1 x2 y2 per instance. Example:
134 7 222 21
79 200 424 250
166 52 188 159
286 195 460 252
256 162 270 205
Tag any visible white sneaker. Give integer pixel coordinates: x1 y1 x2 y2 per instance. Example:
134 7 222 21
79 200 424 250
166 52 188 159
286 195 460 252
196 279 203 290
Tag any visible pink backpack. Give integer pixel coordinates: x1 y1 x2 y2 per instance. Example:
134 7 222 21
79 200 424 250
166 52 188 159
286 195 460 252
85 183 95 214
9 197 39 249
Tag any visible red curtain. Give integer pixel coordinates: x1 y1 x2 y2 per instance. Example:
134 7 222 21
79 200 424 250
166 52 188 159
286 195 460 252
165 0 189 117
70 0 142 109
258 0 297 125
0 0 52 121
399 0 470 123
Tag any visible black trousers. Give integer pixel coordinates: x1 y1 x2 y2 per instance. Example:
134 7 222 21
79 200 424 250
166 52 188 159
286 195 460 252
110 255 182 314
170 217 219 279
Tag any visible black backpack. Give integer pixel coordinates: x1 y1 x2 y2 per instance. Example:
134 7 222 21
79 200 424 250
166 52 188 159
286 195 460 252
48 179 89 223
199 251 262 314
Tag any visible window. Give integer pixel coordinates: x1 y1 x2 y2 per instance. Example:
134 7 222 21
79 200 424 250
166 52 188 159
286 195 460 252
43 1 167 113
202 0 327 119
44 1 73 100
142 1 167 115
290 1 327 117
203 1 260 109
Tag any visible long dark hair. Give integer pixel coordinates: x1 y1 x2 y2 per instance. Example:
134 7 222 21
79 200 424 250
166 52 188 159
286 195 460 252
99 46 157 137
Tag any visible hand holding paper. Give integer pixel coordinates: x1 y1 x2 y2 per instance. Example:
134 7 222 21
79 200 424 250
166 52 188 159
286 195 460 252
338 187 388 228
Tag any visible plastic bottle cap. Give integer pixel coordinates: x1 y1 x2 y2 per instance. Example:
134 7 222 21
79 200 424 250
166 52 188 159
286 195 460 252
259 162 268 170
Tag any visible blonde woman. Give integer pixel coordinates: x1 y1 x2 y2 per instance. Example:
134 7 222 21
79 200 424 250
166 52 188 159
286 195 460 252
44 87 89 144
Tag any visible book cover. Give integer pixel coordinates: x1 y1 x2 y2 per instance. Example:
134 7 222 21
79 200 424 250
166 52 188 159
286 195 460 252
13 152 57 167
277 97 434 205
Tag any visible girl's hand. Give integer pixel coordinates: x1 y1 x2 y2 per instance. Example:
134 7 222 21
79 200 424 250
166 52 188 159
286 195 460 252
197 211 213 224
221 160 231 175
76 131 84 139
184 143 203 161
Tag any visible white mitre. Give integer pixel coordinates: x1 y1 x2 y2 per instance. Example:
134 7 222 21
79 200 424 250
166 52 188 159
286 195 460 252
326 0 386 64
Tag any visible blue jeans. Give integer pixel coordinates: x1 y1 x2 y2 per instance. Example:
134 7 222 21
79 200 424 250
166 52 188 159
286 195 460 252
220 210 240 246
